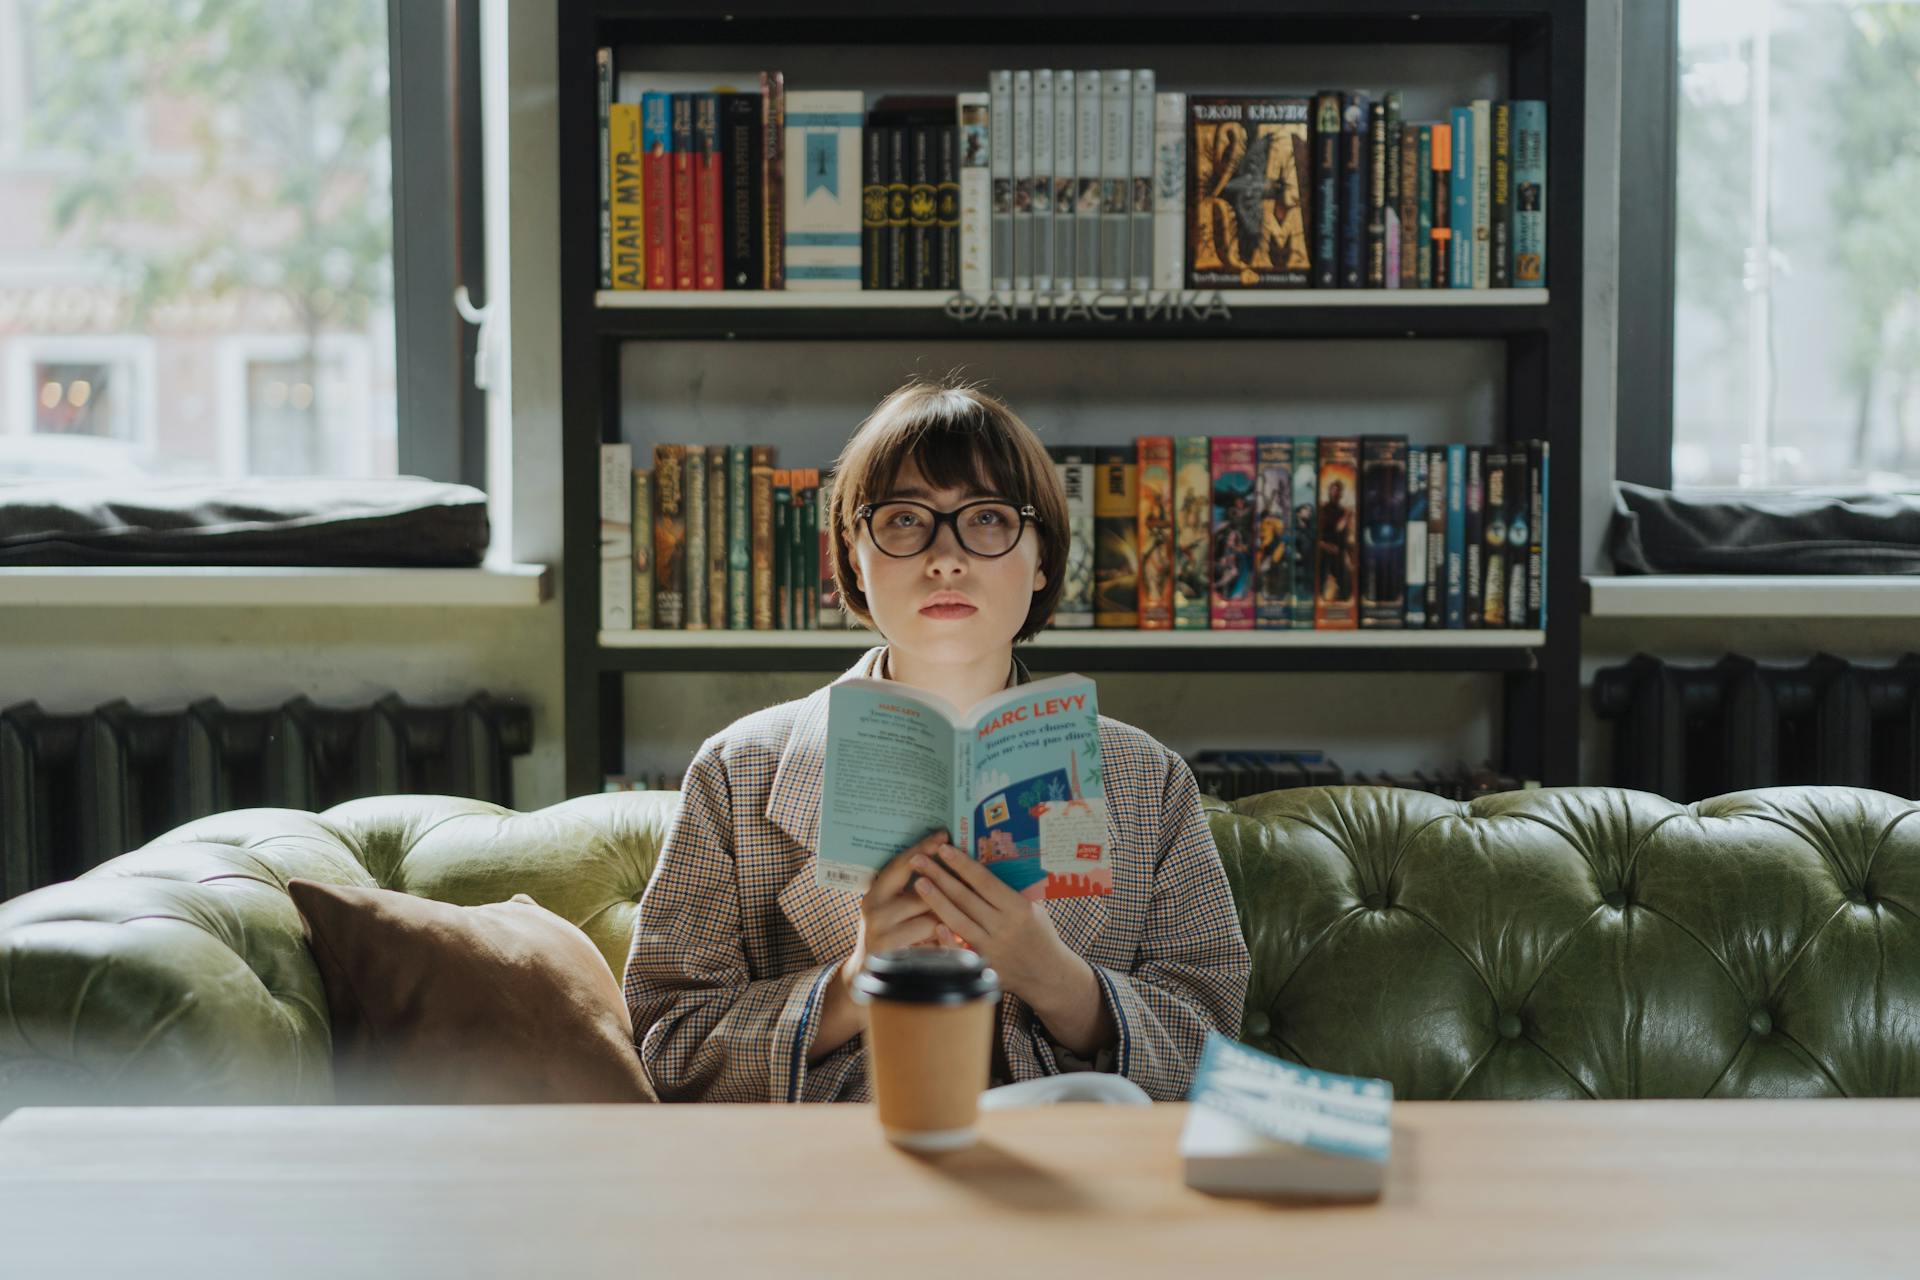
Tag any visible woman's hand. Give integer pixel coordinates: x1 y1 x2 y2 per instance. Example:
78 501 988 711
908 841 1116 1059
807 828 948 1064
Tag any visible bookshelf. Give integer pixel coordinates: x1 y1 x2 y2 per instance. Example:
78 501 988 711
557 0 1586 797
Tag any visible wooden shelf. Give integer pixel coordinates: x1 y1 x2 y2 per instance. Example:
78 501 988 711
1585 575 1920 619
599 627 1545 672
0 564 553 609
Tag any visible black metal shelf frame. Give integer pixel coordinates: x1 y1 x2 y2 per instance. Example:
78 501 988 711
557 0 1586 794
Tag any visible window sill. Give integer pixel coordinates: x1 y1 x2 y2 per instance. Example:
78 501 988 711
0 563 552 608
1585 575 1920 618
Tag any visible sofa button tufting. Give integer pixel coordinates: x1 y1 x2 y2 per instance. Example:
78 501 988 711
1364 892 1389 910
1603 889 1627 910
1245 1011 1273 1038
1497 1013 1523 1040
1749 1009 1773 1036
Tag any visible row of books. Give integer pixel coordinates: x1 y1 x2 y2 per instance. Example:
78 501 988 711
1070 436 1549 631
598 434 1551 633
594 52 1549 294
603 753 1529 799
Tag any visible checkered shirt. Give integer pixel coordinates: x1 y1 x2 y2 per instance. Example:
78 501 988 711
621 644 1250 1103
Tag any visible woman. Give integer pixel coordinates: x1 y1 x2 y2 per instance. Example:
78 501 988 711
621 379 1251 1104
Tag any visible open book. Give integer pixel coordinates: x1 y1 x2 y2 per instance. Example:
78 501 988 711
815 672 1109 898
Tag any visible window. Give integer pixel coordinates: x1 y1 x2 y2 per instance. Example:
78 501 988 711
1672 0 1920 490
0 0 471 485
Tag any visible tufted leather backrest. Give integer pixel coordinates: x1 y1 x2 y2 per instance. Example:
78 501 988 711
2 784 1917 1105
1211 785 1920 1098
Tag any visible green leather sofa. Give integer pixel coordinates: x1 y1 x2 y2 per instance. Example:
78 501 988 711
2 784 1916 1106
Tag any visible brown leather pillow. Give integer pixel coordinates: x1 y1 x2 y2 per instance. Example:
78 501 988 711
287 878 655 1104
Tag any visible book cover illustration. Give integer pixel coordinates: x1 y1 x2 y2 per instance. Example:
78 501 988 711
1209 436 1256 628
1254 437 1293 628
1187 97 1311 288
1050 445 1095 627
1172 435 1211 629
816 673 1110 899
1359 435 1406 628
1313 437 1359 629
1288 437 1318 628
1093 446 1139 627
653 443 687 629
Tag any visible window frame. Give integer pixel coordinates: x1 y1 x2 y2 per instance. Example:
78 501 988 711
4 333 156 452
1615 0 1680 490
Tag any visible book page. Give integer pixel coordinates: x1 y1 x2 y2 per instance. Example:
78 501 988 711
815 680 956 892
961 673 1111 900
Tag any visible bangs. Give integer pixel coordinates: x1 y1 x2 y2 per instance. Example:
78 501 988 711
855 391 1038 507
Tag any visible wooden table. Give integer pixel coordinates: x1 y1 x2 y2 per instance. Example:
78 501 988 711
2 1100 1916 1278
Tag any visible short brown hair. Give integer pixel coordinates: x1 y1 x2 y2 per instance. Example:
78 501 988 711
828 378 1068 643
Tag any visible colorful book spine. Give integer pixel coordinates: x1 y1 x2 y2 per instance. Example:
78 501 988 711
1051 445 1095 628
1384 93 1402 288
608 101 645 290
1339 93 1367 288
1426 446 1447 627
632 465 654 629
1449 105 1473 288
1209 436 1255 629
1012 70 1034 292
1076 70 1102 290
1136 435 1174 629
751 446 775 628
1470 99 1491 290
1482 449 1508 627
1462 446 1483 629
684 445 709 628
818 473 844 628
761 71 785 290
1398 122 1419 289
1429 124 1452 290
784 90 864 291
670 94 697 290
1490 101 1513 288
693 93 723 290
720 93 762 289
728 445 750 629
1152 91 1185 291
653 443 687 628
707 444 728 627
1313 438 1359 629
1129 68 1154 291
599 443 633 630
1093 445 1138 628
1033 68 1054 293
1254 437 1293 628
1365 99 1386 288
1311 92 1340 289
1172 435 1210 629
1442 443 1466 628
863 114 889 290
1526 439 1546 626
642 93 674 289
1359 435 1406 628
799 469 819 629
596 48 613 290
1054 70 1076 292
959 92 991 295
989 70 1013 293
1101 69 1132 292
1512 100 1547 287
1503 449 1527 628
1289 437 1318 628
1414 123 1434 289
1404 446 1428 627
771 468 791 628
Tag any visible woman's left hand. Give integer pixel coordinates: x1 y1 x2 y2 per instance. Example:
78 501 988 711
908 842 1080 1004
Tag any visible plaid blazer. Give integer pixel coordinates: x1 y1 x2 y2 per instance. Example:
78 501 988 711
621 644 1250 1104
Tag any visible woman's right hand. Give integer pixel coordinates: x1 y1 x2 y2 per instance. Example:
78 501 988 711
808 827 951 1064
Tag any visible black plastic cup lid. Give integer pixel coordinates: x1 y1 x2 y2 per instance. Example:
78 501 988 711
853 947 1000 1006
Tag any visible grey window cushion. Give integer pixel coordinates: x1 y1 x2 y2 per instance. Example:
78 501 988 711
1610 481 1920 575
0 477 489 567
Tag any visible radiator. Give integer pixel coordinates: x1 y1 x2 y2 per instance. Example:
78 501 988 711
1592 654 1920 801
0 692 533 901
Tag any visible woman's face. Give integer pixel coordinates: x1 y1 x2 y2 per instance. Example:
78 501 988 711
849 458 1046 663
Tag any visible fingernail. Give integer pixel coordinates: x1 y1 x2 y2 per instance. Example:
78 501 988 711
912 854 931 870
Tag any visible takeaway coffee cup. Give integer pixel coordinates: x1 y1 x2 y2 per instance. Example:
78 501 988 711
852 946 1000 1152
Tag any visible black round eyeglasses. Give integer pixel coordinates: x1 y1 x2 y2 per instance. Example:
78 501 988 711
854 499 1040 559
